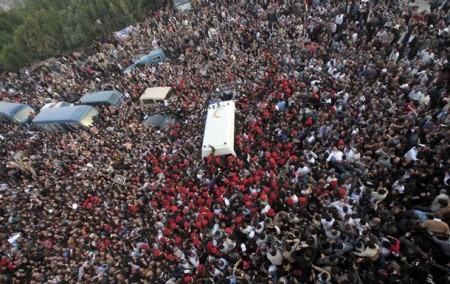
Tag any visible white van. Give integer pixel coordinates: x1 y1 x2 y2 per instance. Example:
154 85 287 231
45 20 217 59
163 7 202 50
32 105 99 132
139 87 175 107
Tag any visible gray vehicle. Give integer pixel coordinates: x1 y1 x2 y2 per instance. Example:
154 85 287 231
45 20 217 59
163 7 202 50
123 49 166 74
139 87 175 106
0 102 35 124
173 0 192 11
79 90 125 107
143 114 176 128
32 105 99 132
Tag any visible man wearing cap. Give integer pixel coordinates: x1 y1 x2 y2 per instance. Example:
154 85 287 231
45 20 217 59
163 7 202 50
195 264 209 281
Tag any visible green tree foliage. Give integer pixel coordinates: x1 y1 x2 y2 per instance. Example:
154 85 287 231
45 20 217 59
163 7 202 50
0 0 165 72
0 43 28 70
0 8 24 50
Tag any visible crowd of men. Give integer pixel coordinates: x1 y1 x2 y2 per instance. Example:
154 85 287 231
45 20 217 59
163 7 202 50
1 0 450 283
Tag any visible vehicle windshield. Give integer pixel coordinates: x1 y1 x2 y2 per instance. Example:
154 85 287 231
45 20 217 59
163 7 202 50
80 108 99 128
14 107 33 123
142 99 156 105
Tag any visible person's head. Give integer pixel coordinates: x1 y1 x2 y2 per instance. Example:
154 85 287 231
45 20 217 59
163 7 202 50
367 240 376 249
270 249 277 256
382 240 391 248
303 248 313 259
434 213 443 220
438 199 448 208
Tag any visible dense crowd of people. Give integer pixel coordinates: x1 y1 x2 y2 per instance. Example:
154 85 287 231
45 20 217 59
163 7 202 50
1 0 450 283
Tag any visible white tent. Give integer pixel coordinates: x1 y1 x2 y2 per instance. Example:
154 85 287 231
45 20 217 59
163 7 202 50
201 101 236 158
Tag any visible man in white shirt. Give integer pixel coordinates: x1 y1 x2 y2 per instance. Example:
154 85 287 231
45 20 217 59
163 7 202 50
408 86 422 102
389 48 400 62
335 13 344 27
326 146 354 174
375 27 388 43
419 48 434 65
217 258 229 271
404 145 423 161
327 147 344 163
304 150 318 165
296 163 311 176
343 147 355 161
419 92 430 106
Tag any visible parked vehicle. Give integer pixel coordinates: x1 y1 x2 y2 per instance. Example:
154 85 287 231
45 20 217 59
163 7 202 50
40 101 73 111
123 49 166 74
139 87 174 106
201 100 237 158
143 114 176 128
32 105 99 132
0 102 35 124
79 90 125 107
173 0 192 11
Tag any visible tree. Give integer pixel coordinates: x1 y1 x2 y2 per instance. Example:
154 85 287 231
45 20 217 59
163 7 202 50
0 0 165 72
0 9 24 50
0 43 28 71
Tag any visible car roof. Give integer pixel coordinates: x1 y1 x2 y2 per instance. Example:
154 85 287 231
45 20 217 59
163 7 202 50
140 87 172 101
0 102 26 116
33 105 97 124
79 90 124 106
